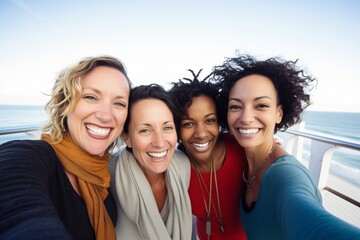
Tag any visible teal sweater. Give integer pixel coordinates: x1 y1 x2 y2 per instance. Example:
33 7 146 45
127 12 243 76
240 155 360 240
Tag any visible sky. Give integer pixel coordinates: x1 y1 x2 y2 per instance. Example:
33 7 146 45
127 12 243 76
0 0 359 112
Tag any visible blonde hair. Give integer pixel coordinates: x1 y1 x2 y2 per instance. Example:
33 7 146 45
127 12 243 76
42 56 131 144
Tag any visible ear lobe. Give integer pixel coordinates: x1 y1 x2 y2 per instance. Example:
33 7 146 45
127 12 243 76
276 105 283 124
121 132 132 148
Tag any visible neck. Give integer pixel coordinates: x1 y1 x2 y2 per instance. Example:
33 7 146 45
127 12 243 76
192 160 211 172
147 172 165 187
190 140 226 172
245 139 276 176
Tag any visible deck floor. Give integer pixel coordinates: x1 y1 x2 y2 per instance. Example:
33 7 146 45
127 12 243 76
322 173 360 228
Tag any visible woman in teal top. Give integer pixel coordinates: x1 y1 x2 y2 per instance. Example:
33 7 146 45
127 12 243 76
212 52 360 239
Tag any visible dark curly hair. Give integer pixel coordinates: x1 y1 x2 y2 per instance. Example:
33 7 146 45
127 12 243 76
169 69 219 138
212 52 317 133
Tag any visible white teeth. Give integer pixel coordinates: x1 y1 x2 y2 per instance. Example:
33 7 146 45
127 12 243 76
192 142 209 148
148 151 167 158
238 128 259 135
86 124 110 136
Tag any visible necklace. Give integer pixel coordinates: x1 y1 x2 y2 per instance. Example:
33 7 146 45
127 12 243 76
195 155 224 238
243 140 276 187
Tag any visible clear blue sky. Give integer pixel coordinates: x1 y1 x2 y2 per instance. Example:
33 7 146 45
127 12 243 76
1 0 359 112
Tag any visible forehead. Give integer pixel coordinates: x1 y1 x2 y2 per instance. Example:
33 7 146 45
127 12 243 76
184 96 216 120
130 99 173 121
229 74 277 98
188 95 216 110
82 66 129 92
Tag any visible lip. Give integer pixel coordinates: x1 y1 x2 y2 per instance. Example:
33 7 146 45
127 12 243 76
237 128 260 136
86 123 112 139
192 141 210 148
190 140 212 152
147 150 168 159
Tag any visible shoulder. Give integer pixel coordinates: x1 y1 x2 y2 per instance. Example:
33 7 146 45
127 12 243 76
0 139 53 152
265 155 322 202
222 133 245 154
0 139 61 193
173 149 190 169
0 141 71 239
220 133 247 169
270 155 311 178
172 149 191 186
173 149 189 161
0 140 57 166
267 155 315 184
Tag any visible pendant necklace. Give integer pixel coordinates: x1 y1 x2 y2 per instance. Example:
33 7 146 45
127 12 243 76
195 155 224 239
243 139 276 187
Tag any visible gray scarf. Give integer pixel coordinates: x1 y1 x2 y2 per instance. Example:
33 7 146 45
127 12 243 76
115 150 192 240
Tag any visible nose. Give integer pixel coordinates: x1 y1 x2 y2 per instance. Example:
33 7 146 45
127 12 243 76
152 132 166 148
95 104 113 122
240 107 254 125
194 123 208 138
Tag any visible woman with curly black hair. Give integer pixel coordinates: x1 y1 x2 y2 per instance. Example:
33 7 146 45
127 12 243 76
212 52 360 239
170 70 247 240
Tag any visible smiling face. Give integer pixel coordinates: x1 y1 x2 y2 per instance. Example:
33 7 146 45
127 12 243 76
122 99 177 177
227 74 283 149
66 66 130 156
180 95 219 165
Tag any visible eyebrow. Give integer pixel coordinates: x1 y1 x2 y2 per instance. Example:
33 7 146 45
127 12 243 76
136 120 174 126
228 96 272 102
254 96 272 101
182 112 217 120
84 87 128 99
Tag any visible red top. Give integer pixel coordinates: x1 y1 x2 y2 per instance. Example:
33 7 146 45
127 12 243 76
189 133 248 240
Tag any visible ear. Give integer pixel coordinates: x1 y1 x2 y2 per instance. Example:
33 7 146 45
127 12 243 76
276 105 283 124
121 132 132 148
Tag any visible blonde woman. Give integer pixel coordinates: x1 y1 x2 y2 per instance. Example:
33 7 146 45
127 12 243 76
0 56 131 240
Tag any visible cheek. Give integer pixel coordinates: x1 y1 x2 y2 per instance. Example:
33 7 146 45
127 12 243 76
66 112 79 130
132 145 146 164
115 111 128 127
170 134 178 146
227 112 236 126
180 129 191 142
212 125 220 135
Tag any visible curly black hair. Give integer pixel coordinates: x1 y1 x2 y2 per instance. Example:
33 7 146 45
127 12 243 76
212 52 317 133
169 69 219 138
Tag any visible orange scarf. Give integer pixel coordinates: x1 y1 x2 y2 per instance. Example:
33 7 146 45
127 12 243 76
42 132 115 240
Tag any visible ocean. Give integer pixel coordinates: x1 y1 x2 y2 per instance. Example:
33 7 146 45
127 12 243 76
298 111 360 187
1 105 359 187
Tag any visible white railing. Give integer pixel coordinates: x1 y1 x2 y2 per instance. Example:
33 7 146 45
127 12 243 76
277 122 360 228
0 124 41 136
